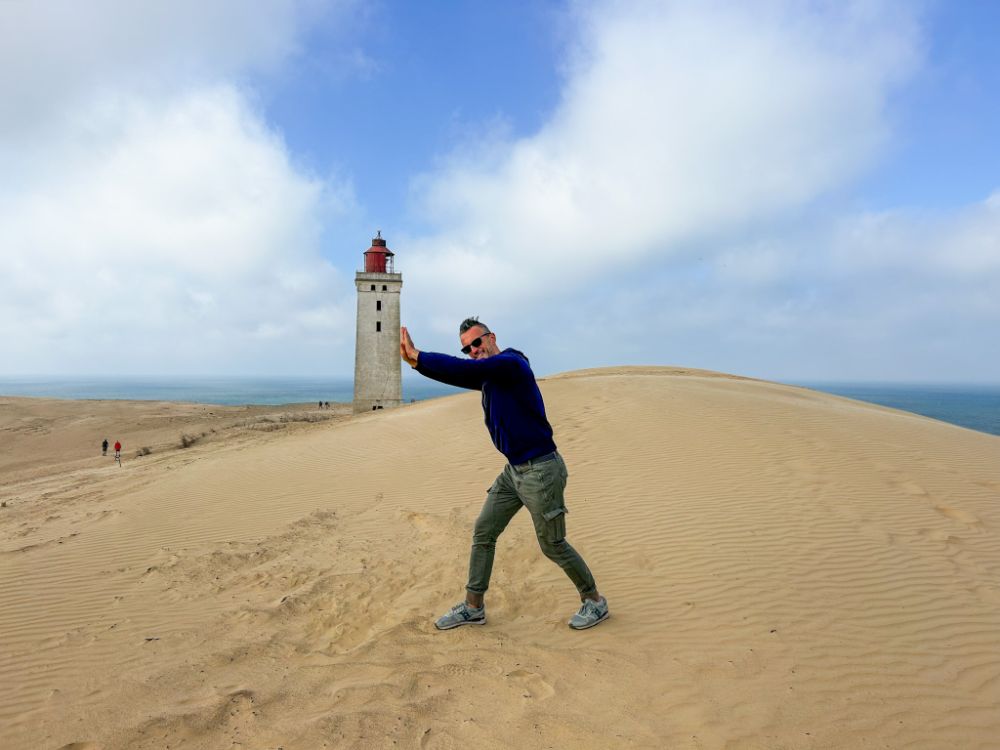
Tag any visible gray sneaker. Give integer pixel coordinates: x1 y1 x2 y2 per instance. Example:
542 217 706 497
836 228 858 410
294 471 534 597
435 601 486 630
569 596 609 630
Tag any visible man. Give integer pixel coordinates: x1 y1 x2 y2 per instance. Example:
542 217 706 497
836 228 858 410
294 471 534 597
400 318 609 630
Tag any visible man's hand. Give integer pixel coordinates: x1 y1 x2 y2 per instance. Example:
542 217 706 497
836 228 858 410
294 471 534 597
400 326 420 367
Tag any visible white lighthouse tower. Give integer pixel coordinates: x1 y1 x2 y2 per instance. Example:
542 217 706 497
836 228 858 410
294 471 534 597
353 232 403 413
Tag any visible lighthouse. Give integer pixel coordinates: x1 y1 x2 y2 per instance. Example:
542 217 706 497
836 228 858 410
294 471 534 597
353 231 403 413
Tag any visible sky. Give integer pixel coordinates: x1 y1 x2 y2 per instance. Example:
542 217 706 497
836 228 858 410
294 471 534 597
1 0 998 384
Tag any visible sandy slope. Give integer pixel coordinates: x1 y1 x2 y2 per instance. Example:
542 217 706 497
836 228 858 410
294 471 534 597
1 368 998 749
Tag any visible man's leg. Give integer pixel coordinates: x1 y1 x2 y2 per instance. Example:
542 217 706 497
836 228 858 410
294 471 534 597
466 465 522 606
517 455 598 599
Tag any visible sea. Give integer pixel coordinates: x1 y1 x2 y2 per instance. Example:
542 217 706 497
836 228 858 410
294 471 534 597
0 376 461 407
1 377 998 438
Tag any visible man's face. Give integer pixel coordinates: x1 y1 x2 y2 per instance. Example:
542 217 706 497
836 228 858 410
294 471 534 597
460 325 499 360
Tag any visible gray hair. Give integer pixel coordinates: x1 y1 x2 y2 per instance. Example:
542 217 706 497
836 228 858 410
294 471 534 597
459 317 491 335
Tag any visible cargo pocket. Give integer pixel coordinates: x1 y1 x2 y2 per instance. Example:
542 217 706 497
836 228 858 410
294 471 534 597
537 457 568 543
542 505 567 542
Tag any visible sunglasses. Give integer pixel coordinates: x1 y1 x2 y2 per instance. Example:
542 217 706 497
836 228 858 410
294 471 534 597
460 333 492 355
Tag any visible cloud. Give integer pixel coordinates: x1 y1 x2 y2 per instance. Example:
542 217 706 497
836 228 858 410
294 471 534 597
0 1 334 139
398 1 1000 382
0 1 361 375
402 0 922 323
2 0 993 382
0 87 356 374
523 192 1000 382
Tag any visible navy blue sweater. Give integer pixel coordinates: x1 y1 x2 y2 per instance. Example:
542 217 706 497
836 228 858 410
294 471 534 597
416 348 557 465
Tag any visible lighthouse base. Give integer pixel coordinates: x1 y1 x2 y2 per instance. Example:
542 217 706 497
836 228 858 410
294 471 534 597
353 398 404 414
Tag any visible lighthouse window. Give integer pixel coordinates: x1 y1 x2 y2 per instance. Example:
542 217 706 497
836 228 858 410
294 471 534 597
376 321 381 332
382 285 387 291
376 300 381 311
370 284 376 291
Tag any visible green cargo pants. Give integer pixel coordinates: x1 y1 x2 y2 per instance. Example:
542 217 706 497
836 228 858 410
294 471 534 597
466 451 597 598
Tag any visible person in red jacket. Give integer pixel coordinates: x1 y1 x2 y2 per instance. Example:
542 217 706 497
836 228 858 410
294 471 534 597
113 440 121 460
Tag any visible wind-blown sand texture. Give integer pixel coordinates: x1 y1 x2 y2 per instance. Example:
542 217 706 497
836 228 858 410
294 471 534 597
1 368 999 749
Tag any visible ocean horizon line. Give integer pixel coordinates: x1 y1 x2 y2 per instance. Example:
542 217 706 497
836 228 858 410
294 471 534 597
1 375 998 438
1 372 999 385
0 375 461 407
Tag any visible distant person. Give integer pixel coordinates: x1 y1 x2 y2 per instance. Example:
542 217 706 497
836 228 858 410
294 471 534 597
114 441 121 460
400 318 608 631
319 400 323 409
324 401 330 409
102 438 109 456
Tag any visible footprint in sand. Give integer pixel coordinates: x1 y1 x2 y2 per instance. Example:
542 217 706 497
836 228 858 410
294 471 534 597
402 510 430 528
440 663 477 677
934 506 981 525
506 669 555 700
917 528 964 545
899 480 929 497
208 689 257 732
974 480 1000 495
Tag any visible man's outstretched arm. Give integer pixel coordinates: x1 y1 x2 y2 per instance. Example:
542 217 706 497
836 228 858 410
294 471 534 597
403 326 515 391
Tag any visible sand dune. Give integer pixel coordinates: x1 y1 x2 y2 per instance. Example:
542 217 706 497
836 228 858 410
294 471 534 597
1 368 999 749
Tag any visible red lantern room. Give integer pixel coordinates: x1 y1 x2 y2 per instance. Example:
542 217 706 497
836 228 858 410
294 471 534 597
363 231 395 273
